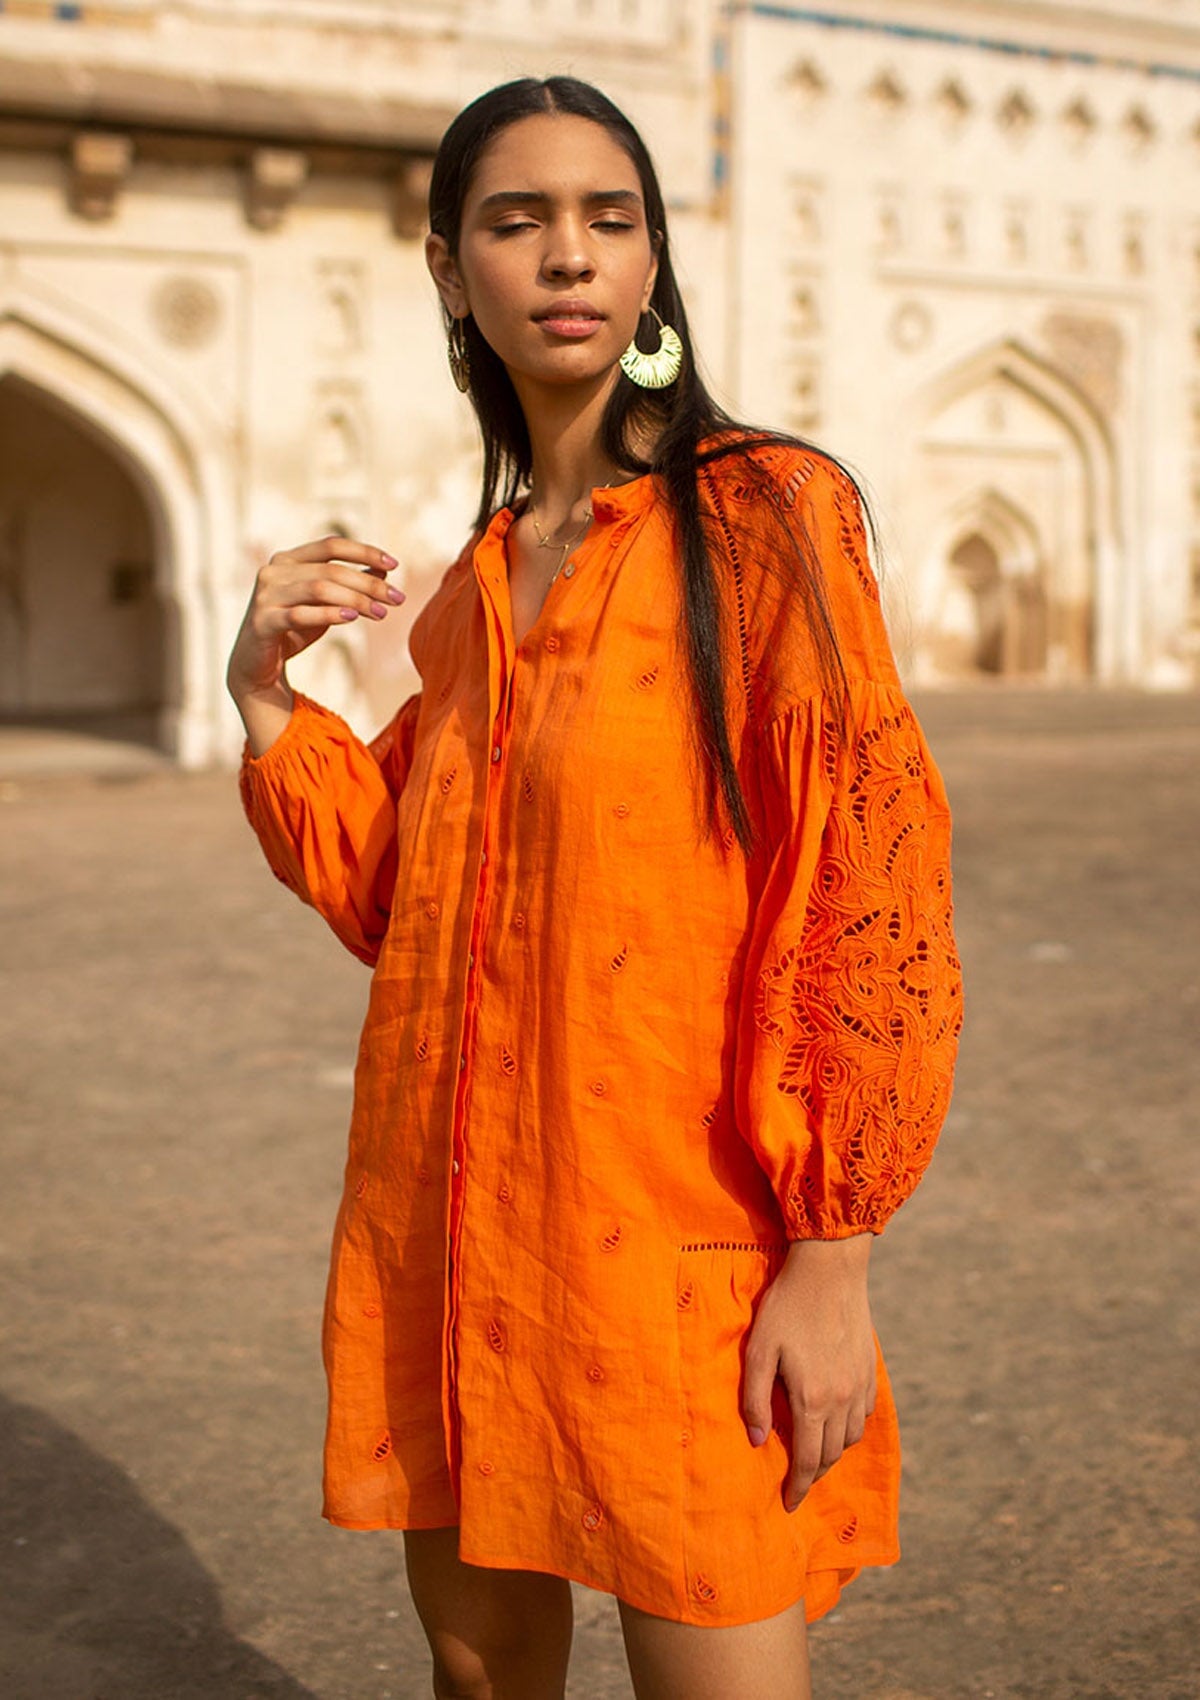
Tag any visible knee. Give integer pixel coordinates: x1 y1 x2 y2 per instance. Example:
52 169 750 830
431 1644 492 1700
429 1631 520 1699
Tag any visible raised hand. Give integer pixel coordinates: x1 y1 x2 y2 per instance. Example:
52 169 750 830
226 535 404 754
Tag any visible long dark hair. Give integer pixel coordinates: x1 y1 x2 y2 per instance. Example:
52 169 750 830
429 75 868 851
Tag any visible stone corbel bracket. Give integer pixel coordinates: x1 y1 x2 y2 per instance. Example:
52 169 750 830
246 147 309 232
70 131 133 221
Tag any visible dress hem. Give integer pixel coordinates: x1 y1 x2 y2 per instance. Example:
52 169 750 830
321 1509 897 1628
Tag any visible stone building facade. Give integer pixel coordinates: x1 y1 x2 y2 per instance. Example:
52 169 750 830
0 0 1197 763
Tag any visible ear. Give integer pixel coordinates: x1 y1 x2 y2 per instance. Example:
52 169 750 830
425 232 470 319
640 235 662 314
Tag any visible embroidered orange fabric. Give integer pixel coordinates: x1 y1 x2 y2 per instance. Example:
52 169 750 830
239 436 962 1628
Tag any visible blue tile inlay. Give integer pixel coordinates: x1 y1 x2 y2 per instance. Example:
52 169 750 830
739 3 1200 86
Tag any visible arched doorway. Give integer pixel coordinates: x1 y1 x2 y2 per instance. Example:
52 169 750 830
0 296 233 766
902 338 1121 684
927 487 1050 679
0 374 165 740
944 532 1004 675
945 530 1048 677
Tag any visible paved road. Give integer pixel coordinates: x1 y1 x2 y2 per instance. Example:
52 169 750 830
1 690 1197 1700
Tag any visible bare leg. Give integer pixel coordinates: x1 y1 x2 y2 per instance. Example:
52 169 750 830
617 1594 811 1700
403 1526 574 1700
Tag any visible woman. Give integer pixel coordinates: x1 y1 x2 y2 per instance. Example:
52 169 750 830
229 75 962 1700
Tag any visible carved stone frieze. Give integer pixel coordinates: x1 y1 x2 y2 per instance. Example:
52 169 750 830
1061 96 1098 146
997 88 1037 138
1121 105 1157 151
935 78 973 127
785 59 828 101
865 68 908 114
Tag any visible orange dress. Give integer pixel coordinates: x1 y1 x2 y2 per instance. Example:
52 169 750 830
240 436 962 1628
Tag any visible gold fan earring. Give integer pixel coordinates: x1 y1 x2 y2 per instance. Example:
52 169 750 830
619 306 683 390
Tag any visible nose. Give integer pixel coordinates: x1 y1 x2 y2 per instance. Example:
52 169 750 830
540 216 596 282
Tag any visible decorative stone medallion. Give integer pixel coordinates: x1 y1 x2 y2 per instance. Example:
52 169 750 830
150 275 222 350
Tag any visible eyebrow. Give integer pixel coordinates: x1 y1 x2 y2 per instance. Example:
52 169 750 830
478 189 643 211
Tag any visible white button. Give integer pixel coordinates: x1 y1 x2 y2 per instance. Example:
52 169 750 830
480 850 488 867
491 745 502 762
468 952 475 967
452 1159 460 1175
562 562 576 578
460 1054 467 1070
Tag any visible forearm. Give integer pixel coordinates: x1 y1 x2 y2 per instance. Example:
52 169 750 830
237 692 401 964
228 673 296 759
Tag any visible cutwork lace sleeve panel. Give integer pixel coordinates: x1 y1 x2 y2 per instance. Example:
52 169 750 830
238 689 421 966
737 682 963 1239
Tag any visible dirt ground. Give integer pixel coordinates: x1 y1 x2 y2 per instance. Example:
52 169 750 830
1 688 1197 1700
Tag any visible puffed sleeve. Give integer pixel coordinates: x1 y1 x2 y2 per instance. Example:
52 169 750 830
238 689 421 966
736 682 962 1238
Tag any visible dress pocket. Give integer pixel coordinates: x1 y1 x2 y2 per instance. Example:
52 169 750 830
671 1240 803 1613
673 1241 790 1428
671 1239 902 1620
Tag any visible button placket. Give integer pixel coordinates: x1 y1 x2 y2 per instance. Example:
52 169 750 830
444 569 520 1494
453 682 509 1168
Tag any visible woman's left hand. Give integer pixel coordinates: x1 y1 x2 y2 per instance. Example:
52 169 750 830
741 1235 877 1512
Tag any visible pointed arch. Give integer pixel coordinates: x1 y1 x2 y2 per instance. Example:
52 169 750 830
0 289 235 763
931 486 1049 676
907 335 1126 680
941 484 1043 583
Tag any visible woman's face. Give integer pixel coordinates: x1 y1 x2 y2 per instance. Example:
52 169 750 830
427 112 660 392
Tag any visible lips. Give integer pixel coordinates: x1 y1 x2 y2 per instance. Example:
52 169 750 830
533 299 608 338
534 298 604 325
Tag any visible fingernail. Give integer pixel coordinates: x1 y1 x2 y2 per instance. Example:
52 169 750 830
369 600 387 619
385 586 405 604
381 552 398 567
747 1425 768 1448
339 608 358 621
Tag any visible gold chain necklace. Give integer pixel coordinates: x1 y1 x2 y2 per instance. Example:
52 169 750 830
529 500 594 584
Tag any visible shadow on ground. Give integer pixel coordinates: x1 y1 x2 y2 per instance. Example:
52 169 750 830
0 1394 317 1700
